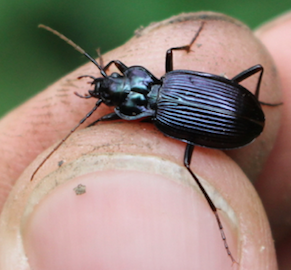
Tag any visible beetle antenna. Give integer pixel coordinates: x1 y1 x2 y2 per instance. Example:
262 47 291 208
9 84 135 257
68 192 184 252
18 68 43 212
38 24 107 77
30 100 103 181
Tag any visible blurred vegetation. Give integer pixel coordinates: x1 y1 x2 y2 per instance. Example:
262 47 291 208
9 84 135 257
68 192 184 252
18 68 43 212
0 0 289 116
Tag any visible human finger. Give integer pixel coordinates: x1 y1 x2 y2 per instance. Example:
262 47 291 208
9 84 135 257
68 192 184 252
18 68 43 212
255 11 291 269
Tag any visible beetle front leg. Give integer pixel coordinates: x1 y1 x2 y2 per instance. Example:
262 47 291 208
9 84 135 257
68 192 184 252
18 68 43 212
30 99 103 181
165 22 205 72
102 60 129 75
87 112 121 127
184 144 237 263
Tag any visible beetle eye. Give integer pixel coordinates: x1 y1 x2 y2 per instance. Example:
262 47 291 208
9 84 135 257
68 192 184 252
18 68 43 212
110 72 122 78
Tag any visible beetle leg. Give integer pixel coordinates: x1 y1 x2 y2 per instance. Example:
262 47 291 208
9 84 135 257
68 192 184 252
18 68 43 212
165 22 205 72
78 75 97 80
94 47 129 75
30 99 103 181
184 144 237 263
231 64 263 99
259 100 283 106
102 60 129 75
87 112 121 127
232 65 283 106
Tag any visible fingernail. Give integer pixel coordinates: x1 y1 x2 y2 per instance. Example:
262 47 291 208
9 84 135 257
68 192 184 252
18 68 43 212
22 154 238 269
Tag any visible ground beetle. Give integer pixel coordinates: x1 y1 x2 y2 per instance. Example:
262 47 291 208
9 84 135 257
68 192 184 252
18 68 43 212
33 22 280 263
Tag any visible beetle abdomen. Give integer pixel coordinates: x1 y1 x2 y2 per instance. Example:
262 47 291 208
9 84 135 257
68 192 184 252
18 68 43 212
155 70 265 149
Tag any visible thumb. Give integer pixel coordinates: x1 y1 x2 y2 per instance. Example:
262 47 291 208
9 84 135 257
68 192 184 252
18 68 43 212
0 12 281 269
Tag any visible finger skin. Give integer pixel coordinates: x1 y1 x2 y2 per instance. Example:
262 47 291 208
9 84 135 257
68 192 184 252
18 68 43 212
0 125 275 269
0 12 281 269
255 12 291 270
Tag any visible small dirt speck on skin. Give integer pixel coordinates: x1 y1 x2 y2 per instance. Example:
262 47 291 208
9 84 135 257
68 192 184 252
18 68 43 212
73 184 86 195
58 160 64 167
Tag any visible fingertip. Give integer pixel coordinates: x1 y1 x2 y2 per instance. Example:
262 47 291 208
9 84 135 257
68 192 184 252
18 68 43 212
23 169 238 270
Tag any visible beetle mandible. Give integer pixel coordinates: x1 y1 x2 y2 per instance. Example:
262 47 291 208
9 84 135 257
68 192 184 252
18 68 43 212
33 22 280 263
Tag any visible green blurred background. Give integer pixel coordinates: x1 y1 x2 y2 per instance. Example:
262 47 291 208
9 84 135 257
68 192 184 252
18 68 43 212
0 0 290 117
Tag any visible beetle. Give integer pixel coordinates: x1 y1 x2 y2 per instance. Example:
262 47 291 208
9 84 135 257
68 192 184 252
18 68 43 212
33 22 280 263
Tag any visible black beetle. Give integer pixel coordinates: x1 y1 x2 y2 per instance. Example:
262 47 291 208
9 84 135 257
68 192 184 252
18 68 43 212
33 22 280 263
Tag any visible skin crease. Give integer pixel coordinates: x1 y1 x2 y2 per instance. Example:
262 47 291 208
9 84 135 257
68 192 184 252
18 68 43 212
0 11 288 269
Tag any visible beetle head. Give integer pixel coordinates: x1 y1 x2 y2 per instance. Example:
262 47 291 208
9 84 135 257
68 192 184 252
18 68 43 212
82 72 129 107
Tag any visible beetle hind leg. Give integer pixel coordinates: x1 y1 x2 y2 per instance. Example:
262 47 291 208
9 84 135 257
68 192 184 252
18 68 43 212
231 64 263 99
231 65 282 106
259 101 283 106
184 144 237 263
